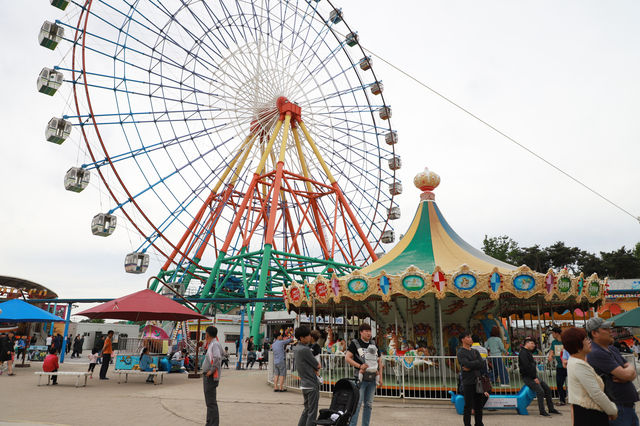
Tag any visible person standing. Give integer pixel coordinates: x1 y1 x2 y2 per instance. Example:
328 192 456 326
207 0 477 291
561 327 617 425
484 326 509 386
548 326 567 405
66 335 72 355
0 331 16 376
43 347 59 385
345 323 382 426
45 334 52 352
294 326 321 426
202 326 222 426
519 337 560 417
99 330 114 380
272 332 292 392
457 331 487 426
586 317 639 426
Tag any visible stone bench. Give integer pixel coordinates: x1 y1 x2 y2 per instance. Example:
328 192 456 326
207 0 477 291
114 369 165 385
35 371 90 387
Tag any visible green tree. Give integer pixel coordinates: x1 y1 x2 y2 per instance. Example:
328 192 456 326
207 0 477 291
546 241 582 273
482 235 519 263
79 318 105 323
599 246 640 279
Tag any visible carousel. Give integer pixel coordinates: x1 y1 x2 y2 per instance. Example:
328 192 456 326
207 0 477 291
281 168 608 397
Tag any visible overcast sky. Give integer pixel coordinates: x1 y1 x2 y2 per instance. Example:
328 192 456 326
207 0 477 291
1 1 639 315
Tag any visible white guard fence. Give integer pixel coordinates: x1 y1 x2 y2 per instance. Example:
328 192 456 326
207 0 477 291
268 352 640 400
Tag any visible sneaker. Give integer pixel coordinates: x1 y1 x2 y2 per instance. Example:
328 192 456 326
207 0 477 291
100 377 109 380
540 412 551 417
549 409 561 415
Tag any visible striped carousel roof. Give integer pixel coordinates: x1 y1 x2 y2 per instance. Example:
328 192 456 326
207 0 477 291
362 199 515 276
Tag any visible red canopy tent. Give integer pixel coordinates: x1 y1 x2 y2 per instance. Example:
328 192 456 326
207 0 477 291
76 289 207 321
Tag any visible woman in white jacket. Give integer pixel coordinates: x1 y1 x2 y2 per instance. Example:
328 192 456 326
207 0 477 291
561 327 618 425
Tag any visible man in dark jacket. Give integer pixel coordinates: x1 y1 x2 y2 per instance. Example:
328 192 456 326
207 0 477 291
518 337 559 417
457 331 486 426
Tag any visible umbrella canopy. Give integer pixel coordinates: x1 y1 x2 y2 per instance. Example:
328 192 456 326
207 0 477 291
0 299 64 323
76 289 207 321
610 306 640 328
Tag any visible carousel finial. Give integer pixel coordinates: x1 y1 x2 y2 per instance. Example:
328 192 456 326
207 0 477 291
414 167 440 201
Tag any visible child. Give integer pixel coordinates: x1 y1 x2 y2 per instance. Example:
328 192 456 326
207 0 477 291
139 347 155 383
257 348 264 369
221 346 230 369
43 347 59 385
293 326 320 426
87 348 99 378
310 330 324 385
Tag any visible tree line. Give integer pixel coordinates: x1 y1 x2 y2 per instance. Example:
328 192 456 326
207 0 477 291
481 236 640 279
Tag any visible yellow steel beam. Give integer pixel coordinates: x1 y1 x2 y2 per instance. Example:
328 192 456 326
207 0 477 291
298 120 336 184
278 113 292 164
255 119 283 175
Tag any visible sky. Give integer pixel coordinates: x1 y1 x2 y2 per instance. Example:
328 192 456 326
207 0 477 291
1 1 639 316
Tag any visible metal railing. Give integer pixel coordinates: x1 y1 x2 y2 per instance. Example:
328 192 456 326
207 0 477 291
268 352 573 400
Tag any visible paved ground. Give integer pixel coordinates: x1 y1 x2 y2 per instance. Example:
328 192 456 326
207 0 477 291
0 359 631 425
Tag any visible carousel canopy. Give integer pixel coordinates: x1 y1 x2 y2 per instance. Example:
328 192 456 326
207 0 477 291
284 167 607 311
361 192 515 277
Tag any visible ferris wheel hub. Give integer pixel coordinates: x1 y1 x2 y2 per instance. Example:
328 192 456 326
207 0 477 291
276 97 302 122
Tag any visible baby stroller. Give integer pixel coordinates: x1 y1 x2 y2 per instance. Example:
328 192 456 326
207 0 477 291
315 378 359 426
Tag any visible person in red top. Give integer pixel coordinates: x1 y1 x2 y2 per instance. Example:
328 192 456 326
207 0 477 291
43 347 60 385
99 330 114 380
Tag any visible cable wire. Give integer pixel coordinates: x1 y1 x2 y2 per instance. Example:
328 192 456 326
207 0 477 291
359 46 640 225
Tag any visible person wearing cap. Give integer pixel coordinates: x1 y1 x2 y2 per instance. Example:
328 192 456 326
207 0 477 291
518 337 560 417
547 326 567 405
586 317 639 426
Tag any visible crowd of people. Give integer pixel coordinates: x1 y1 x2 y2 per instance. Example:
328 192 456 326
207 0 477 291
453 317 638 426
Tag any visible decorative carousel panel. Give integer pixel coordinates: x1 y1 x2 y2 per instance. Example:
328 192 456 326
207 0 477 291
288 282 307 307
556 272 573 297
313 277 331 304
330 274 341 301
544 269 556 298
489 269 502 295
402 274 425 292
512 274 536 292
585 274 603 302
431 266 447 294
393 266 431 299
378 274 392 302
347 277 368 294
577 273 586 296
447 265 483 298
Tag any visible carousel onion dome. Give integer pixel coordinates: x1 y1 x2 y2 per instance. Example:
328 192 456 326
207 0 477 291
414 167 440 192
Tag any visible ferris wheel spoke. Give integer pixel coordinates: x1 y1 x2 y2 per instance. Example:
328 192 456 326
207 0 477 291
95 0 224 71
82 123 232 170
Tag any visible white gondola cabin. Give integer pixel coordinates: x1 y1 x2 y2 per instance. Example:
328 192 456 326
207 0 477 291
359 56 372 71
50 0 70 10
389 181 403 195
39 21 64 50
37 68 63 96
370 81 383 95
375 252 385 259
124 252 150 274
385 131 398 145
329 8 343 24
345 32 359 47
378 106 391 120
64 167 90 192
91 213 117 236
46 117 72 144
388 155 401 170
381 230 395 244
388 206 401 220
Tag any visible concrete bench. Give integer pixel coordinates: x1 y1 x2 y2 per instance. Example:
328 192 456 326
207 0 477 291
35 371 90 387
114 369 165 385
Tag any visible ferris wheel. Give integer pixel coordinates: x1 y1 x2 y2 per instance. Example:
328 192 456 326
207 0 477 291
38 0 402 299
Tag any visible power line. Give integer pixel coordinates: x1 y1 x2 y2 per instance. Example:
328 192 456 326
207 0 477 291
360 46 640 225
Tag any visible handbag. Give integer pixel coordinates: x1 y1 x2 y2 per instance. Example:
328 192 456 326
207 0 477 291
476 375 492 394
